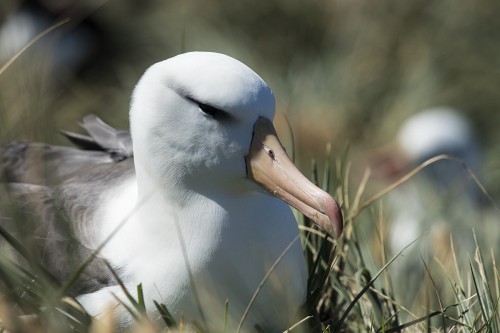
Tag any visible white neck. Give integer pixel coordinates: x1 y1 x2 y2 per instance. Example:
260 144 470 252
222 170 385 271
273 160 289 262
96 155 307 332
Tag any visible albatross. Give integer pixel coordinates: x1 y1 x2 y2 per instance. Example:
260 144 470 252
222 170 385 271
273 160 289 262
0 52 343 332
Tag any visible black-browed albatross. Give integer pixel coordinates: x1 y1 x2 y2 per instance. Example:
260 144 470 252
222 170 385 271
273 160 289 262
0 52 343 332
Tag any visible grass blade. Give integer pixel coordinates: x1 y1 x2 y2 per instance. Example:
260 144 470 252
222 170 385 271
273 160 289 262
153 300 177 329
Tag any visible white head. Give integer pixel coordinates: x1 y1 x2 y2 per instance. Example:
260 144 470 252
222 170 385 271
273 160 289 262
397 106 479 165
397 106 483 203
130 52 274 194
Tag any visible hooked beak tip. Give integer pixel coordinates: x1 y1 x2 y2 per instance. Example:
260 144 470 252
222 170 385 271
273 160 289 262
246 116 344 239
312 193 344 239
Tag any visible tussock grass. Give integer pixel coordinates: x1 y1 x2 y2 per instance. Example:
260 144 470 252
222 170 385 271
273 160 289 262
1 2 500 332
3 145 498 333
6 149 500 332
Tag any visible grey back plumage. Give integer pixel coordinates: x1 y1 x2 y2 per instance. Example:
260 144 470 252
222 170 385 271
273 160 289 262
61 114 133 162
1 116 134 296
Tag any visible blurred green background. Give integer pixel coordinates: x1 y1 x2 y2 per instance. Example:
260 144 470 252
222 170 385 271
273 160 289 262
1 1 500 328
1 0 499 194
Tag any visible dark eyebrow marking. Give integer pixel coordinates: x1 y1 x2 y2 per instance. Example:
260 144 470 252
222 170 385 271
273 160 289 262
185 96 233 121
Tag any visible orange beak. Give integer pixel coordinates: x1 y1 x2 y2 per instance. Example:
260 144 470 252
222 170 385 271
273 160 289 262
245 117 343 239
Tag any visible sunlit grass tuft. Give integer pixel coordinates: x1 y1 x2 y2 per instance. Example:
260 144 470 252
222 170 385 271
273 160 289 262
1 140 500 333
1 4 500 332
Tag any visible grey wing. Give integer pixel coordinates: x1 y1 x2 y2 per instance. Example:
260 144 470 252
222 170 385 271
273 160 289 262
54 158 135 294
0 141 116 185
61 114 133 162
0 115 134 295
1 115 132 185
0 183 118 296
58 158 135 249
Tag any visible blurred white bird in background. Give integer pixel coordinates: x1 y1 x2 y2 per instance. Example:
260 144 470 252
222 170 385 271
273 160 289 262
389 106 484 255
369 106 499 314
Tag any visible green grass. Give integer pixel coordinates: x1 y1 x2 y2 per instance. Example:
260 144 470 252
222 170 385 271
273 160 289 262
1 147 499 332
1 1 500 331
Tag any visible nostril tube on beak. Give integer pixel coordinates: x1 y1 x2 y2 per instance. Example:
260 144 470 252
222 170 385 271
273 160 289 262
245 117 344 239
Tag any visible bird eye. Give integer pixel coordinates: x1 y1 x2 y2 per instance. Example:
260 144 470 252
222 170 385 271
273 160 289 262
198 102 224 118
186 97 231 121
